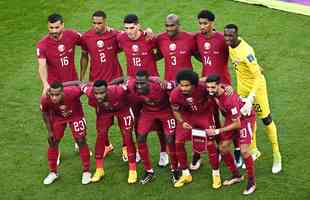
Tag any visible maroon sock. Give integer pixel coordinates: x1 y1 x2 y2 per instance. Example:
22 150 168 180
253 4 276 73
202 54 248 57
123 131 136 166
244 156 255 180
79 145 90 172
206 142 219 170
175 142 188 170
167 143 178 170
48 147 58 173
138 143 152 171
104 134 110 146
95 133 106 160
158 131 167 152
222 152 240 177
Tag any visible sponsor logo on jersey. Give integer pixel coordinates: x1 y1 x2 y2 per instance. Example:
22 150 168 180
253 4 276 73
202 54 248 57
132 44 139 52
58 44 65 52
169 43 176 51
97 40 104 48
204 42 211 50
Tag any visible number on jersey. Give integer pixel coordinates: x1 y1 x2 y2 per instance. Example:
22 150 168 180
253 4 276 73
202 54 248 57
133 57 141 67
60 56 69 67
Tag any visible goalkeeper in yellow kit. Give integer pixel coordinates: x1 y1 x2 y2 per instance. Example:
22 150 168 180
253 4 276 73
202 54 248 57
223 24 282 174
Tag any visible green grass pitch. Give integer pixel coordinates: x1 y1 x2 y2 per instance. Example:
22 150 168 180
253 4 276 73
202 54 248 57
1 0 310 199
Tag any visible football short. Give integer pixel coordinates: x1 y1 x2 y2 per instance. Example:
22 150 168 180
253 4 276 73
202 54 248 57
52 117 87 140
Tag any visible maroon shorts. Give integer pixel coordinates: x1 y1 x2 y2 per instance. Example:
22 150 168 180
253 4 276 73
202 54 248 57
235 118 254 145
137 110 175 136
96 108 134 135
176 112 215 142
52 117 87 140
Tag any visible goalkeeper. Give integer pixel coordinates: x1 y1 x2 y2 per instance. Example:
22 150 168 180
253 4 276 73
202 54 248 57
223 24 282 174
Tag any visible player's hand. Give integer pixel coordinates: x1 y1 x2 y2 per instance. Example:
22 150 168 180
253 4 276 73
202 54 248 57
181 121 192 130
240 92 255 116
206 128 220 136
199 76 207 82
106 26 114 32
42 83 50 96
144 28 155 40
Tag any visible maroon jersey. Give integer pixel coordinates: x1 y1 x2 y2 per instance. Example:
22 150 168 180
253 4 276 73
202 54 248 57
82 84 129 114
36 29 81 83
81 29 123 82
126 77 170 112
117 32 159 77
40 86 84 122
170 83 211 113
214 91 255 123
196 32 231 84
157 32 196 81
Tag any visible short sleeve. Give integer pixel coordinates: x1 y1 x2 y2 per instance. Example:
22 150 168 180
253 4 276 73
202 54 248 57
36 44 46 59
40 96 49 112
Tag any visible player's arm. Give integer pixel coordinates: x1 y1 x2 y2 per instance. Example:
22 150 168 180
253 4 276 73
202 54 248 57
110 76 128 85
207 116 241 136
171 104 192 129
38 58 49 96
62 80 84 87
80 50 89 81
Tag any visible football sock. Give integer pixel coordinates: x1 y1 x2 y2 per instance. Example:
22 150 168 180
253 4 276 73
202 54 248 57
176 142 188 169
138 143 152 171
79 145 90 172
167 143 178 170
95 133 106 159
222 152 240 177
95 159 104 169
123 131 136 164
206 142 219 170
244 155 255 180
48 147 58 173
158 131 167 153
105 134 110 146
265 121 280 154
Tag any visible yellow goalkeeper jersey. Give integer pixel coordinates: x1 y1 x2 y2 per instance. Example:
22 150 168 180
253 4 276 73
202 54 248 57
229 38 265 96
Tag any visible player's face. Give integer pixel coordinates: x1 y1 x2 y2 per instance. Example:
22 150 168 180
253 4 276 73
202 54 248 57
179 80 193 95
92 16 106 33
48 20 64 39
206 82 219 96
224 28 238 47
165 22 179 37
49 88 64 104
135 76 149 94
198 18 214 34
94 86 107 103
124 23 139 39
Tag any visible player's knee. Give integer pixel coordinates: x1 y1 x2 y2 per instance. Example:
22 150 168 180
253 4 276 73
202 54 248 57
262 114 273 126
137 134 147 144
219 143 229 154
47 136 58 147
76 138 87 147
165 135 175 144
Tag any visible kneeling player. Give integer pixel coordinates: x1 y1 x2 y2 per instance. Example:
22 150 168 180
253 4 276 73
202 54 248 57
206 75 256 195
126 71 179 184
40 82 91 185
82 80 138 184
170 69 220 188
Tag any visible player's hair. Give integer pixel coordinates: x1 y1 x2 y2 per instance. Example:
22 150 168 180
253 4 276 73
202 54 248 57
94 80 108 88
176 69 199 86
136 70 149 78
124 14 139 24
224 24 238 33
197 10 215 21
206 74 220 84
92 10 107 19
50 82 64 90
48 13 64 23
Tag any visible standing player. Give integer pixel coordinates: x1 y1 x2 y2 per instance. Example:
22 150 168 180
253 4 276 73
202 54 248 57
206 75 256 195
80 10 124 159
80 80 137 184
40 82 91 185
170 69 220 188
126 71 179 184
36 13 83 164
156 14 197 82
37 13 81 95
224 24 282 174
118 14 168 166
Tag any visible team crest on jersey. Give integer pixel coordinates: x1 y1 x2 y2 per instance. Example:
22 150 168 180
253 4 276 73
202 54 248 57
58 44 65 52
185 97 193 103
204 42 211 50
169 43 176 51
97 40 104 48
132 44 139 52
